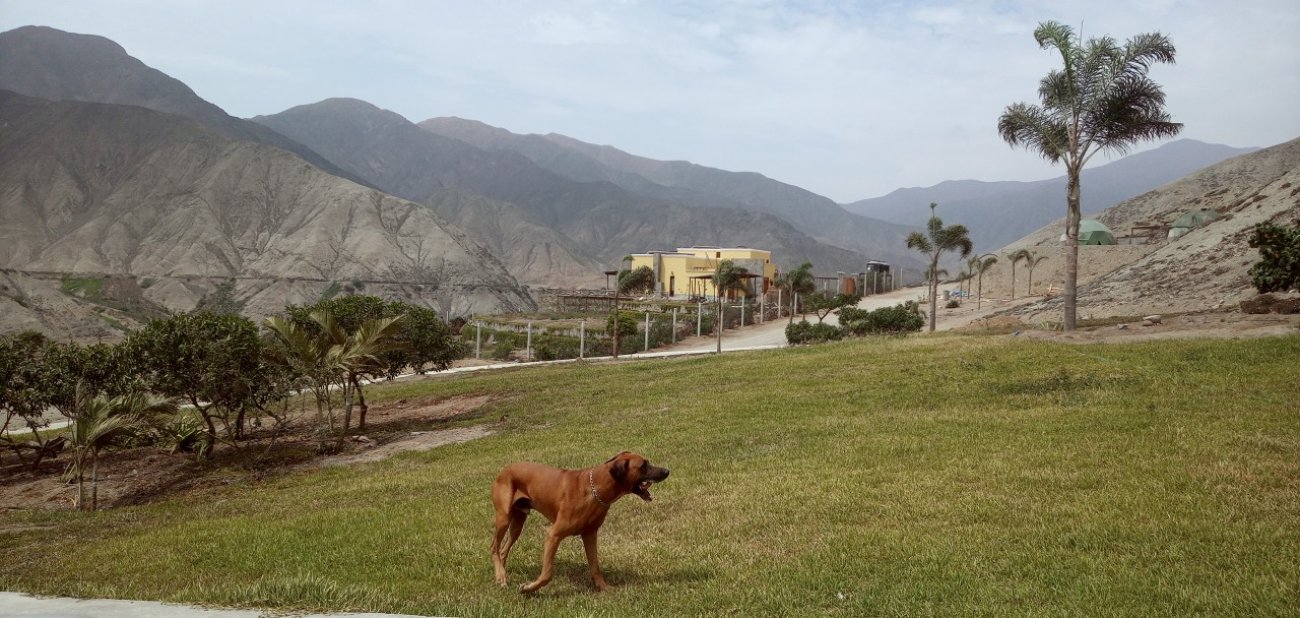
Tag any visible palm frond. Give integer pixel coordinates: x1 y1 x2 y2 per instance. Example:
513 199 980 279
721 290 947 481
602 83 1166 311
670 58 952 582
998 103 1069 163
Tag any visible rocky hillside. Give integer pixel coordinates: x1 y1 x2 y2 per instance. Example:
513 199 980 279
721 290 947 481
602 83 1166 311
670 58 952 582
0 91 534 339
418 117 923 270
255 99 873 287
966 137 1300 322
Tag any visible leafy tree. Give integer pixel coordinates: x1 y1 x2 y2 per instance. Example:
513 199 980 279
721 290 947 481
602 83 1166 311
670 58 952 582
64 390 174 511
802 292 859 324
711 260 750 353
1247 221 1300 293
127 312 279 451
0 334 51 446
999 21 1181 330
285 296 464 428
907 203 973 332
264 310 404 451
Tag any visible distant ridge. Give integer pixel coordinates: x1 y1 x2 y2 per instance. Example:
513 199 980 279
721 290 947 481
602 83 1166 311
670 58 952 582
419 117 923 270
843 139 1258 252
0 25 367 187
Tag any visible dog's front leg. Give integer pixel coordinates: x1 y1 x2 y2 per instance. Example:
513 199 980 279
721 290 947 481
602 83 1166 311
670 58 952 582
582 530 610 591
519 530 562 593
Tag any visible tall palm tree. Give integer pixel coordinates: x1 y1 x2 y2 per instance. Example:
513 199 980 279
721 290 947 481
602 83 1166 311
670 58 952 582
65 390 175 511
975 255 998 309
1024 252 1049 296
712 260 750 353
999 21 1181 330
1007 249 1032 299
907 203 973 332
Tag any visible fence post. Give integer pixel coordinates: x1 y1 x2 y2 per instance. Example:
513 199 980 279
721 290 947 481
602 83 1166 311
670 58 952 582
526 321 532 362
579 320 585 359
671 308 677 344
697 301 702 337
475 321 482 359
644 311 650 352
741 301 746 327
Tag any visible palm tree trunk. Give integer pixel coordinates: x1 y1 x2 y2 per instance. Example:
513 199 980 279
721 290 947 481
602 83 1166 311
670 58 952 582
76 457 85 511
1064 167 1081 330
337 379 354 452
715 296 723 354
928 258 939 332
91 451 99 512
353 375 368 430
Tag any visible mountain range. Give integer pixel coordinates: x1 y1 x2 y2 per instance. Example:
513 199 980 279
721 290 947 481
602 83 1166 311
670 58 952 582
0 24 1277 340
251 98 878 288
845 139 1258 250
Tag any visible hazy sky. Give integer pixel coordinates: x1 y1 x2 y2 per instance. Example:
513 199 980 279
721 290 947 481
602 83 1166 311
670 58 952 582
3 0 1297 201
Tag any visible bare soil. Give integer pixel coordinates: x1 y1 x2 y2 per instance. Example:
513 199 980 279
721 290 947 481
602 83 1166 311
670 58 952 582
0 394 496 512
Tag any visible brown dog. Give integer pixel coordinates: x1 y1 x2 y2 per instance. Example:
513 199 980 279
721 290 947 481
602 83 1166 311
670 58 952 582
490 451 670 593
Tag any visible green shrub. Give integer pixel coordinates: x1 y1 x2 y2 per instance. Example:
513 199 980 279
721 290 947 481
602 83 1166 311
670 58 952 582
534 334 581 361
946 299 961 309
786 320 812 344
1248 221 1300 292
842 301 925 336
786 320 842 344
490 339 515 361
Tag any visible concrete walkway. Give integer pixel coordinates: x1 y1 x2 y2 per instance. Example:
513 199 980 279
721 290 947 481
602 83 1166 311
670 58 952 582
0 592 439 618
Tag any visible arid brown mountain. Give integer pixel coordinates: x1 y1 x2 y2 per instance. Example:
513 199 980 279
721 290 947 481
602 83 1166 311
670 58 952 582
254 99 874 287
0 91 533 339
0 25 363 186
968 136 1300 321
843 139 1258 252
419 117 922 270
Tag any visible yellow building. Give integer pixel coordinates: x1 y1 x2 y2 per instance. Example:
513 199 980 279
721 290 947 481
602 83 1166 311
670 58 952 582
627 247 776 300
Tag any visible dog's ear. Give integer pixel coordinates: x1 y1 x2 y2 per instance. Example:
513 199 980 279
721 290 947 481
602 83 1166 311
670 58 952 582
604 451 632 464
610 458 629 484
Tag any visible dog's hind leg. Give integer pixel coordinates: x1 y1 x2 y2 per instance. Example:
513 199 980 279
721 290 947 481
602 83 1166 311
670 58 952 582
499 506 528 567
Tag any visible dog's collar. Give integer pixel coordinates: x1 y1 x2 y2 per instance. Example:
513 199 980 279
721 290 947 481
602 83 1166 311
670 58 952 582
588 470 611 508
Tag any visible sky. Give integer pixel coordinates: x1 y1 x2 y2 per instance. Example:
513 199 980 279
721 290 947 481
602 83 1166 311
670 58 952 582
2 0 1298 202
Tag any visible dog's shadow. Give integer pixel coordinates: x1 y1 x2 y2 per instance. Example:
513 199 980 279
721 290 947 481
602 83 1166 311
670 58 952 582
512 558 712 597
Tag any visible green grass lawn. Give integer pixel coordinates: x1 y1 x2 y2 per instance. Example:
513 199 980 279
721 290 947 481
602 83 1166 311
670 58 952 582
2 334 1298 617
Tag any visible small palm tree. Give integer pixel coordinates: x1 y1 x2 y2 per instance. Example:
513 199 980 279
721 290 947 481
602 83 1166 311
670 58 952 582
264 310 404 451
907 203 973 332
1007 249 1032 299
1024 252 1049 296
712 260 750 353
65 390 175 511
618 265 656 297
999 21 1181 329
777 262 815 324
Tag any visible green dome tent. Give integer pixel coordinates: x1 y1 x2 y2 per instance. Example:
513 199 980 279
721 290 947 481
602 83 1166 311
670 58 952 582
1061 219 1117 245
1168 209 1220 239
